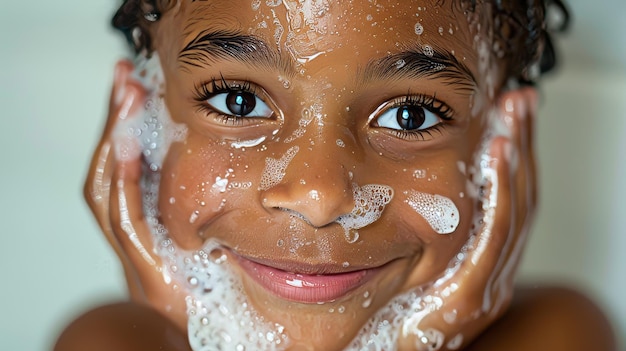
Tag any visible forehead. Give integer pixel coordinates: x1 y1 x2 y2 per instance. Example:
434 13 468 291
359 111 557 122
162 0 481 77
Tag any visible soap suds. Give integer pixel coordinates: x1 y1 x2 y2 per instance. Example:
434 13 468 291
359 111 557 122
259 146 300 190
121 54 290 350
336 183 394 243
405 191 460 234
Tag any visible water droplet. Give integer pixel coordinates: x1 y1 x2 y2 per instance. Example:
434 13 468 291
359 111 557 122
265 0 282 7
338 305 346 313
423 44 434 57
342 261 350 268
345 229 359 243
413 169 427 179
414 23 424 35
443 309 458 324
362 298 372 308
144 12 158 22
447 334 463 350
189 211 199 224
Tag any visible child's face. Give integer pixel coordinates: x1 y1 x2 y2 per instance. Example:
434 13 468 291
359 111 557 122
95 0 537 350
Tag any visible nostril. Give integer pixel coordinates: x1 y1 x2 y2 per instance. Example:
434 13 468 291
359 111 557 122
262 186 353 228
277 207 314 226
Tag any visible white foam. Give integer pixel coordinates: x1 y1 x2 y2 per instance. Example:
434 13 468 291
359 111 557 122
258 146 300 190
143 172 289 350
405 191 460 235
122 55 290 350
114 55 187 172
336 184 394 243
123 42 514 351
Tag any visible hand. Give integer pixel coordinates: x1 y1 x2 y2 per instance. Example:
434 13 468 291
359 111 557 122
397 87 538 351
83 60 188 328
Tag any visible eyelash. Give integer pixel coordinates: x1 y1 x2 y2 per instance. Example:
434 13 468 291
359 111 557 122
192 77 266 126
192 79 454 141
376 94 455 141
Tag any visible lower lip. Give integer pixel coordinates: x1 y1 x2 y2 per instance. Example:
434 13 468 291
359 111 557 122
237 258 374 304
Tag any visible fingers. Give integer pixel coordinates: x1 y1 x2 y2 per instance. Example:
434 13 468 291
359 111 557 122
487 87 538 304
108 135 165 295
84 60 165 297
85 60 140 257
400 89 539 350
398 135 515 351
84 60 138 224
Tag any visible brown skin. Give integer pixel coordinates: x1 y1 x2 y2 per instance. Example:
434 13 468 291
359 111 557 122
58 1 616 350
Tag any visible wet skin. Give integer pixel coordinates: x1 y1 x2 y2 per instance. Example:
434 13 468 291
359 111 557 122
156 1 496 348
64 0 613 350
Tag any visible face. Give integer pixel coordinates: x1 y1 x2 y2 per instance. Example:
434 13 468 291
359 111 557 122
91 1 538 350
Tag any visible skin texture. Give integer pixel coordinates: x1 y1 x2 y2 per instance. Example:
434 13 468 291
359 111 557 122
57 1 616 350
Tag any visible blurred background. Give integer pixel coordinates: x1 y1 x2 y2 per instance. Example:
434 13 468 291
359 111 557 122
1 0 624 349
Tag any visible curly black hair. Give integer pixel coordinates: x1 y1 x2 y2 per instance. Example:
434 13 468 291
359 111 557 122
111 0 569 85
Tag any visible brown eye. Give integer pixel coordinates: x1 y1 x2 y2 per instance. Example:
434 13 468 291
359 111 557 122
374 104 439 131
396 106 426 130
206 90 273 118
226 90 256 116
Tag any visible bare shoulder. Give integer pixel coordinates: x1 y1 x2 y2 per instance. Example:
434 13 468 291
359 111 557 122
466 286 617 351
53 302 192 351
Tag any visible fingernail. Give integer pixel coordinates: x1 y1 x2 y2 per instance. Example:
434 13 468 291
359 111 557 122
118 89 137 120
114 61 128 105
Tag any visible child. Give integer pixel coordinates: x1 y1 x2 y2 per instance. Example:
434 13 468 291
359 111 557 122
55 0 616 350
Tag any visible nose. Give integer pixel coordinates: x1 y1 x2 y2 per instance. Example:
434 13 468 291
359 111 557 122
260 139 356 228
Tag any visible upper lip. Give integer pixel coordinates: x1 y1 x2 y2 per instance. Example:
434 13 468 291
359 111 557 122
230 249 391 275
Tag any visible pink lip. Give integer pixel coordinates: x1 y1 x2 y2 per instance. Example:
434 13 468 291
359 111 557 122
236 257 376 304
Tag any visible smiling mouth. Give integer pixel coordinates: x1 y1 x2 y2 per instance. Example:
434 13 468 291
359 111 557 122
234 254 382 304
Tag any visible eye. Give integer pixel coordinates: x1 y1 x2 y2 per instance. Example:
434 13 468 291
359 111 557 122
374 105 440 131
206 90 273 118
369 94 454 140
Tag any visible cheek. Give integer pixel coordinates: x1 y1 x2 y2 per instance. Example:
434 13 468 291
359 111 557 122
392 158 474 243
157 136 257 249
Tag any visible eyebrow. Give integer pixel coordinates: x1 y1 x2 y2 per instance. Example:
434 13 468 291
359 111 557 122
179 30 476 92
359 48 477 93
178 29 295 75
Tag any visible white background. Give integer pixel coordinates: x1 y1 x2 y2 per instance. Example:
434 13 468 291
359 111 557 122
1 1 624 349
